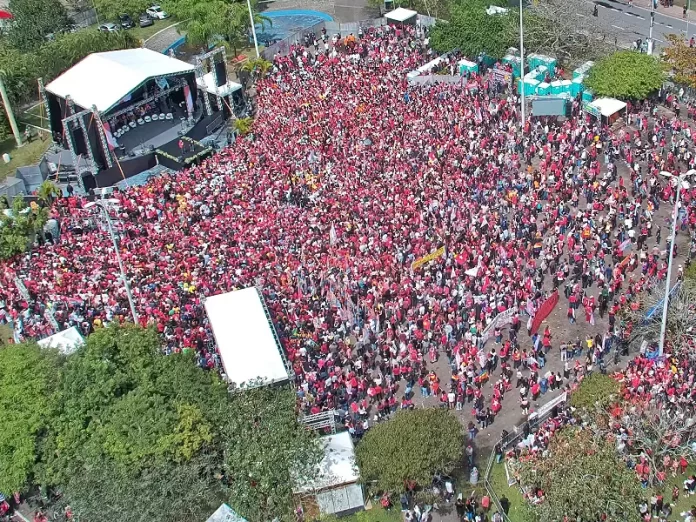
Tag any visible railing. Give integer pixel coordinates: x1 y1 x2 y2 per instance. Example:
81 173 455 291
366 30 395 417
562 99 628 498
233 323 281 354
482 393 568 521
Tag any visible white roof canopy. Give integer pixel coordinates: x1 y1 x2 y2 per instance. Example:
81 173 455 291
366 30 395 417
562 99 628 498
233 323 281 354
37 326 84 355
196 72 243 97
294 432 360 493
385 7 418 22
204 287 289 389
46 49 195 113
205 504 247 522
589 97 627 117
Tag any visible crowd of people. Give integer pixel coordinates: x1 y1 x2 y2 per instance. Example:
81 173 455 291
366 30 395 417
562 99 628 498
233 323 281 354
0 23 695 451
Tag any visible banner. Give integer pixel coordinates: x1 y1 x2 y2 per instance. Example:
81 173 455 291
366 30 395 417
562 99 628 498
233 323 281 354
583 101 601 119
619 238 632 254
481 306 518 345
619 253 633 269
490 67 512 87
102 122 117 151
530 290 559 335
411 246 445 270
644 280 682 322
184 84 194 115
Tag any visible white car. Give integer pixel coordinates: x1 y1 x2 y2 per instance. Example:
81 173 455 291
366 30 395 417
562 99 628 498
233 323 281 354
98 22 120 33
146 5 169 19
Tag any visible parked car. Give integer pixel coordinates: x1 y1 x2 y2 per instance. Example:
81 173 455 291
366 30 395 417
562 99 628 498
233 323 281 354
138 13 154 27
98 22 120 33
118 14 135 29
146 5 169 19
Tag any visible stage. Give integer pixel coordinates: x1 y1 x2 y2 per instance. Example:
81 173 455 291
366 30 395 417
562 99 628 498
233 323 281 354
115 112 191 156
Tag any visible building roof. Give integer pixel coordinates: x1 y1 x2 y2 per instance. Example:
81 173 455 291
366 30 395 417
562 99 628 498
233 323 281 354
385 7 418 22
45 48 195 113
294 432 360 493
203 287 289 389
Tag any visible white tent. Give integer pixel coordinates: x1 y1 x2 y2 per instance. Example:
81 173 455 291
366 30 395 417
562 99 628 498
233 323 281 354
37 326 84 355
204 504 247 522
294 432 364 516
385 7 418 23
45 49 195 113
588 97 627 118
204 287 289 389
196 72 243 97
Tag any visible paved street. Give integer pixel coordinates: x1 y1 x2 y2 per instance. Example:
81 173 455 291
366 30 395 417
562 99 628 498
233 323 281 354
584 0 693 49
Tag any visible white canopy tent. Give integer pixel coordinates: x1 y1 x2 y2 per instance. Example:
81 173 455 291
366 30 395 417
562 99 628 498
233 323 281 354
204 287 289 389
588 97 627 118
37 326 84 355
294 432 364 516
385 7 418 24
196 72 243 97
45 48 195 113
204 504 247 522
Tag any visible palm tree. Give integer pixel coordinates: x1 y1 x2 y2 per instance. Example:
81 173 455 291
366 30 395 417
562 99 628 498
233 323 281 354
37 180 61 205
232 116 254 136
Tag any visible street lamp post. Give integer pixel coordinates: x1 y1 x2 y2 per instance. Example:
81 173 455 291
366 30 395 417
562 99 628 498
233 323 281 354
86 200 139 325
658 170 696 355
246 0 260 58
519 0 526 126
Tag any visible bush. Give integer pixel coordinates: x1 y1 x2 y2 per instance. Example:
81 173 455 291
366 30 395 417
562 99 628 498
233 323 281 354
569 372 620 412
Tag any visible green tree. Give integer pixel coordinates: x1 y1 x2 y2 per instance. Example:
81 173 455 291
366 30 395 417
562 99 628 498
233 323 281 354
356 409 463 495
519 428 643 522
93 0 151 21
569 372 620 412
232 116 254 136
429 0 515 59
36 180 61 205
0 342 64 494
38 324 320 522
585 50 665 100
0 196 49 260
6 0 70 51
165 0 270 54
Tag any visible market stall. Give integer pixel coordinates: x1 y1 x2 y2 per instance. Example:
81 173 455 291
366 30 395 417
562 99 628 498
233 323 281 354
583 97 627 125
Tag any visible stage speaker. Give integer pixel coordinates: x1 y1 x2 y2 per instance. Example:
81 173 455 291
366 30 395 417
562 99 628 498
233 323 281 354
72 127 87 156
214 61 227 87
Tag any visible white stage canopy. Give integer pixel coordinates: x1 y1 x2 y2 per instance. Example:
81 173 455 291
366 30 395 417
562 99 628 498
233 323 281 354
37 326 84 355
45 48 195 114
204 287 289 388
385 7 418 23
196 72 243 97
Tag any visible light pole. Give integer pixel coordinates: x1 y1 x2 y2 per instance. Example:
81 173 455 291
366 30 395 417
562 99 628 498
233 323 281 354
246 0 260 58
519 0 526 126
85 200 139 325
649 0 655 54
658 170 695 355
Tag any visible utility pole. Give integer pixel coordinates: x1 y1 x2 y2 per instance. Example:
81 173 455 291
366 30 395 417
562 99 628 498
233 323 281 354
246 0 260 58
0 74 23 148
649 0 655 54
519 0 526 128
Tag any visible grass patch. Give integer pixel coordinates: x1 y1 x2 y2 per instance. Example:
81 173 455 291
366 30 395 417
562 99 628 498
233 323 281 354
19 103 50 130
132 18 180 43
330 507 403 522
0 324 13 345
653 465 696 521
0 136 50 182
488 462 535 522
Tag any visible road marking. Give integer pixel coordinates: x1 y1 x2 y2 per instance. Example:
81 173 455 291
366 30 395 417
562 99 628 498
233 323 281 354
577 12 587 17
653 37 665 42
612 24 626 30
624 11 645 19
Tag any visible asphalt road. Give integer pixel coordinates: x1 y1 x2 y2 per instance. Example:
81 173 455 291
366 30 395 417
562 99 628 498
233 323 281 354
588 0 693 48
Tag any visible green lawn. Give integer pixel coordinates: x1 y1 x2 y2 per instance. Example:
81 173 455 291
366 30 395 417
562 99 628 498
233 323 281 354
0 136 50 182
132 17 180 43
488 462 535 522
653 466 696 521
332 507 403 522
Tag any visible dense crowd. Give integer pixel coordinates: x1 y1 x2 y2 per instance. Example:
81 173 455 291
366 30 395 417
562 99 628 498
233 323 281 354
1 24 696 443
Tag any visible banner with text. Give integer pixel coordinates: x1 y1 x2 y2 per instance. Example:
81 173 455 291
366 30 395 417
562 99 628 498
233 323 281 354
411 246 445 270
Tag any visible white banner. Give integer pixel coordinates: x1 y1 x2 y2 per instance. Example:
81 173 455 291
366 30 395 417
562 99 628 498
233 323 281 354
480 306 517 345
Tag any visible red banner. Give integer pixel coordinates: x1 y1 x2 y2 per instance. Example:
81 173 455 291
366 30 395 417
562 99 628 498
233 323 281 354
531 290 559 335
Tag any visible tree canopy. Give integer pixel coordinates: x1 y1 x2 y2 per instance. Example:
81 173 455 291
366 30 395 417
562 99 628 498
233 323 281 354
0 342 63 494
93 0 151 21
355 408 463 495
0 196 49 261
0 324 320 522
520 428 643 522
663 34 696 89
429 0 515 59
585 50 664 100
6 0 70 51
569 372 620 412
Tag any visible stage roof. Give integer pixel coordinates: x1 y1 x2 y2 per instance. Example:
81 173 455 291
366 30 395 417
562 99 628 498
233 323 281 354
45 48 195 114
204 287 289 389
